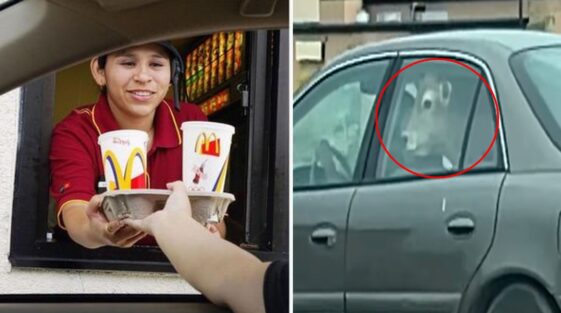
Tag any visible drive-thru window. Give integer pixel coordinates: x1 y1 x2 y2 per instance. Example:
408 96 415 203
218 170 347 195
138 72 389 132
9 30 289 272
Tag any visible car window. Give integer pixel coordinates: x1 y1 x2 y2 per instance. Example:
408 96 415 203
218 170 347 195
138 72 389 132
514 47 561 124
511 46 561 152
293 60 390 187
377 58 489 179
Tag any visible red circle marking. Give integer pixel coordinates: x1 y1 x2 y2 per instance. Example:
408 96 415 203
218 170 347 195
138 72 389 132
374 57 500 179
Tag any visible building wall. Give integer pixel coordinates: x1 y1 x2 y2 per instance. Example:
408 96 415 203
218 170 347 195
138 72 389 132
0 88 197 294
445 1 520 19
293 31 409 91
368 1 520 22
320 0 363 24
293 0 531 91
294 0 320 22
528 0 561 32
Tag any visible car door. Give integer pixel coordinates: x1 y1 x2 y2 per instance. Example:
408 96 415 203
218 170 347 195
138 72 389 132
345 52 507 313
293 54 395 313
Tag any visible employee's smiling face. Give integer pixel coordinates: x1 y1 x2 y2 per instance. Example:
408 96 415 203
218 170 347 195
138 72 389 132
92 43 171 120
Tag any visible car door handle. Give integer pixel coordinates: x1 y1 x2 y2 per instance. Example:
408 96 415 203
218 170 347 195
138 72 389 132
447 217 475 235
310 227 336 247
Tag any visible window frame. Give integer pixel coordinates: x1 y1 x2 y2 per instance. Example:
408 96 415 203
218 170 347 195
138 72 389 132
293 52 398 191
363 49 508 184
9 30 288 272
461 81 503 170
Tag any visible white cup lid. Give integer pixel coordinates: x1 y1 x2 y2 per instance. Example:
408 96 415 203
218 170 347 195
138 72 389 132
181 121 235 134
98 129 149 145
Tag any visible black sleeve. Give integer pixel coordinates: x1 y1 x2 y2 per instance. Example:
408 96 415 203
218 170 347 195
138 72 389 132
263 259 289 313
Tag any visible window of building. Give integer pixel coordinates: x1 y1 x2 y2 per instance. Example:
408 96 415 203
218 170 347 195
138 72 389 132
10 30 288 271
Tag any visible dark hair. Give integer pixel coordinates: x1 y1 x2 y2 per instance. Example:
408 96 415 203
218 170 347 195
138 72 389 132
96 55 108 94
97 55 108 69
95 42 186 110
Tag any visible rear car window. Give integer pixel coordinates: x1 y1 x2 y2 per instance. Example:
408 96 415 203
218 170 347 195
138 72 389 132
512 46 561 151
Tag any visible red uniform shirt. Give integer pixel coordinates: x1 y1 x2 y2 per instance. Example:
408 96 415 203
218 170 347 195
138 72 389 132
50 95 206 243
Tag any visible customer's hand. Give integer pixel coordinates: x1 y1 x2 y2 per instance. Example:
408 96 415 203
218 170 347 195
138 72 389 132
124 181 192 236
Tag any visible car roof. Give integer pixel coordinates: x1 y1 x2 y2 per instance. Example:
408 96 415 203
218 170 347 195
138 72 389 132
328 29 561 69
384 29 561 51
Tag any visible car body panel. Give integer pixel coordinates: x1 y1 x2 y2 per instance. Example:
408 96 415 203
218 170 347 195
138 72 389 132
458 172 561 313
293 187 356 313
346 173 505 312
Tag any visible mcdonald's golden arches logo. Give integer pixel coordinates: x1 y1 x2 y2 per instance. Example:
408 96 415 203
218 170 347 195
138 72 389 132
195 132 221 157
103 147 147 190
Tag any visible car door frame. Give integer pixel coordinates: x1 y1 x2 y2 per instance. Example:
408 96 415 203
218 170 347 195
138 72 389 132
293 52 399 313
349 49 509 312
363 49 509 179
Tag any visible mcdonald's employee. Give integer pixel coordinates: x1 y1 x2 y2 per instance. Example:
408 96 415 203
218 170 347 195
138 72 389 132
49 41 226 249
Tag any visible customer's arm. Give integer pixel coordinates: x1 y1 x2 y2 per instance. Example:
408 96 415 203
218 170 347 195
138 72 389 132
124 181 268 313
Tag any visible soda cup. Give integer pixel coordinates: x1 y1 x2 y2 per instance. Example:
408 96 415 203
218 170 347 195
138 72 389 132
98 130 148 191
181 122 234 192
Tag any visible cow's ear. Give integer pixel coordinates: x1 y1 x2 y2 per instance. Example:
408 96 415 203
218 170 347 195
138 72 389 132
439 81 452 106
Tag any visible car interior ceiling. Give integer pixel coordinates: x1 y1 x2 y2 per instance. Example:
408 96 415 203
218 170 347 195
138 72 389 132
0 0 288 94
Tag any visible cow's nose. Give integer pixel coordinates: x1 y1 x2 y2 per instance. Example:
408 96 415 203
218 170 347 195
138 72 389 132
401 131 415 150
401 132 409 145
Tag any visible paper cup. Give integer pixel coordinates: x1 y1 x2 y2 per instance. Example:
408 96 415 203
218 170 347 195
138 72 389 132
98 130 148 191
181 121 235 192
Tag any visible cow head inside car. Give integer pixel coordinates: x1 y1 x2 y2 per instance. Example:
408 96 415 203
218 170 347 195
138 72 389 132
400 73 459 169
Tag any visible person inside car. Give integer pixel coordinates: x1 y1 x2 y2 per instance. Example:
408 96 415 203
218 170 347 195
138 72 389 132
49 41 226 248
123 181 288 313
